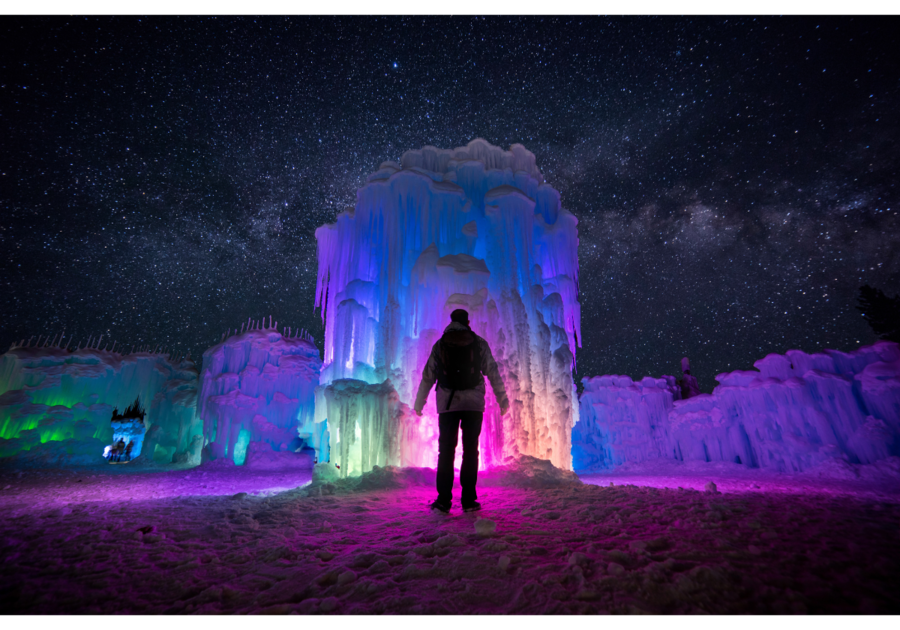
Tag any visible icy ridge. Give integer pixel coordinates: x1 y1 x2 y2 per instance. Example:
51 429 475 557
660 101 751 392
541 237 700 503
574 341 900 473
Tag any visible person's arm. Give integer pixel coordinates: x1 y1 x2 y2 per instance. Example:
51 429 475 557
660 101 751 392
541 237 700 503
480 339 510 414
413 343 440 414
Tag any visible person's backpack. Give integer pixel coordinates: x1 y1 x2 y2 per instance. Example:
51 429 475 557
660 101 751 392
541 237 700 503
437 333 483 391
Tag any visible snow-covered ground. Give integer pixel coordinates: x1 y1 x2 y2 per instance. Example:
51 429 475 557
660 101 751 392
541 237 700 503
1 457 899 614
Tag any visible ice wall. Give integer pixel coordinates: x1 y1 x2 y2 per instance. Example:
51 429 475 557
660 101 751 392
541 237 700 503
198 321 321 466
315 139 581 471
573 341 900 473
0 338 199 467
572 375 679 471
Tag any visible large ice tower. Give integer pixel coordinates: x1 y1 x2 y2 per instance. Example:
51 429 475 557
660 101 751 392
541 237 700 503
315 139 581 471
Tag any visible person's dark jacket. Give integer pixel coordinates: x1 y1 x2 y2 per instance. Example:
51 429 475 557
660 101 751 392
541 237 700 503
414 321 509 414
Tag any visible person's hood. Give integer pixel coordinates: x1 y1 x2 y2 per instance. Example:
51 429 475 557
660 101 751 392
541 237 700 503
442 321 475 346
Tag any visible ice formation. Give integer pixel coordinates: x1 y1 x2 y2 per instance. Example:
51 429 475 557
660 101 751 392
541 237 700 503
0 338 199 467
573 341 900 473
315 139 581 472
198 321 321 466
313 379 415 477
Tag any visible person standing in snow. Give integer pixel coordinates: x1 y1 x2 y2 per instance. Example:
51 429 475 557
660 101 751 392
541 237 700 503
413 309 510 513
678 357 701 399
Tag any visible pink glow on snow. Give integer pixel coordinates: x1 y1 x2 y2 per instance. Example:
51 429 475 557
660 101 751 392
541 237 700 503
2 458 899 614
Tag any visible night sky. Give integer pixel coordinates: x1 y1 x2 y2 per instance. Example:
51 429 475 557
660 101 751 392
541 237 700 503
1 16 898 392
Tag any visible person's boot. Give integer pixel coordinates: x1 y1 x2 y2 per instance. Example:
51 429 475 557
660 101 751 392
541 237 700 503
430 498 451 513
462 501 481 513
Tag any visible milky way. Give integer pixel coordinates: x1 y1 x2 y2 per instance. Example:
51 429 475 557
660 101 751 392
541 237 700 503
1 16 897 391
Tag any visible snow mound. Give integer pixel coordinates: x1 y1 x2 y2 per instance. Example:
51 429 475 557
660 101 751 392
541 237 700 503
297 455 579 497
479 455 582 489
242 442 314 470
802 455 900 482
300 464 437 496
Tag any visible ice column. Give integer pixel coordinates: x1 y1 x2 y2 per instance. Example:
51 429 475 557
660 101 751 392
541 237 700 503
315 139 581 471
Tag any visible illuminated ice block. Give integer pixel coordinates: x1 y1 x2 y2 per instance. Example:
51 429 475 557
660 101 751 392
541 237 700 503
0 340 199 466
198 324 322 466
574 341 900 473
315 139 581 472
315 378 422 478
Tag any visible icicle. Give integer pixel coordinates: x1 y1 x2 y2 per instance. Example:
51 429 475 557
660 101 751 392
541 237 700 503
65 337 73 351
269 315 273 329
50 333 59 347
240 322 245 333
97 335 103 349
275 321 278 332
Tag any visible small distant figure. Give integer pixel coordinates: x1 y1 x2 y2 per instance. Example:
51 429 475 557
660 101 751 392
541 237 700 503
124 440 134 462
111 438 126 463
679 357 701 400
414 309 509 514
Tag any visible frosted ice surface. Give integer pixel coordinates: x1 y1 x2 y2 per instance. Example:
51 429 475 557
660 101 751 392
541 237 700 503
198 327 321 466
574 341 900 474
315 139 580 472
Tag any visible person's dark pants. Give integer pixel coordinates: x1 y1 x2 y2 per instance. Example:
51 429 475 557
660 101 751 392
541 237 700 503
436 410 483 507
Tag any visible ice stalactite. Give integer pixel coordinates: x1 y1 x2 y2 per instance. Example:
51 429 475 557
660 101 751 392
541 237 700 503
0 344 199 466
315 139 581 471
573 341 900 473
198 326 322 466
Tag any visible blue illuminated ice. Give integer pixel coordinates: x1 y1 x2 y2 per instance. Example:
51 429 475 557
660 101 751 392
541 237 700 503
197 321 321 466
314 139 581 473
573 341 900 473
